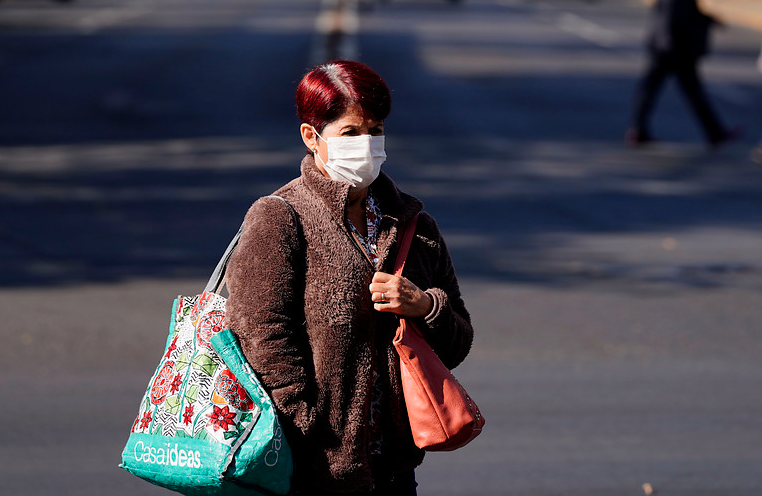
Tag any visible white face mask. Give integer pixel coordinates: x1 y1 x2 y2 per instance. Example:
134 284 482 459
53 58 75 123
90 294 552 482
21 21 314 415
313 129 386 190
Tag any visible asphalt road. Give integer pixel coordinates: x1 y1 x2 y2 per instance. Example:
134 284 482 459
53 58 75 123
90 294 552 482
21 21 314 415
1 0 762 495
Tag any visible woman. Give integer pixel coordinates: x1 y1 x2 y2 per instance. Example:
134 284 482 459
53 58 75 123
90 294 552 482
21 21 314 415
226 60 474 495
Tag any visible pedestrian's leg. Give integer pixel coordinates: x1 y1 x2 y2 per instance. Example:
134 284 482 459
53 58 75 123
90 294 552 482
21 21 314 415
629 52 671 142
674 57 726 143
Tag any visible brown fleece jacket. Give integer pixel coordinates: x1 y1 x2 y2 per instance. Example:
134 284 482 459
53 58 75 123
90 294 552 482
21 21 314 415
225 154 474 493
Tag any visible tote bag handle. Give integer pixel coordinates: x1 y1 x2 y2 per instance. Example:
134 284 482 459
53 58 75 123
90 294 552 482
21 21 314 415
204 195 292 294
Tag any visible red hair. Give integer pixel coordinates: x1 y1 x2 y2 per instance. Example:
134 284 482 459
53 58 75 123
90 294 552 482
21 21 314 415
296 60 391 132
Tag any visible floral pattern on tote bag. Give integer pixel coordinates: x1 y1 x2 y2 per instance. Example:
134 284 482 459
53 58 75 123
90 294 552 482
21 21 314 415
130 291 258 444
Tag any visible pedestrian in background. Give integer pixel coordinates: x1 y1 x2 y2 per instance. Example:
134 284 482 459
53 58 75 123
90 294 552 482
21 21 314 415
626 0 740 147
225 60 474 495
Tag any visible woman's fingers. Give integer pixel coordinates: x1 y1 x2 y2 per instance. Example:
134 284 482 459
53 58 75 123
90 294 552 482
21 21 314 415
371 290 392 303
369 272 432 317
369 271 393 302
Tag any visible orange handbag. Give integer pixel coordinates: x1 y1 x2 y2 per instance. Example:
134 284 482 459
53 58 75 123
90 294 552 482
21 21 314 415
392 214 484 451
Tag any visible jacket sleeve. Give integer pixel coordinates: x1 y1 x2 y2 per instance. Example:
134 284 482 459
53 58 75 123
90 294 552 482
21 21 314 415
225 196 316 437
414 213 474 370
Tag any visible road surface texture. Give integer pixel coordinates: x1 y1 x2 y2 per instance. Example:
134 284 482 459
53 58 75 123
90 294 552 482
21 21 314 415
1 0 761 495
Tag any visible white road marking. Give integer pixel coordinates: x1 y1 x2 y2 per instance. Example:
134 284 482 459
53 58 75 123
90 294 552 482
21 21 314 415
556 12 621 48
77 1 154 35
311 0 360 64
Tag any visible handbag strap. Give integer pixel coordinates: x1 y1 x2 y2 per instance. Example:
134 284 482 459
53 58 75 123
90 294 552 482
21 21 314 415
204 195 293 294
393 213 420 277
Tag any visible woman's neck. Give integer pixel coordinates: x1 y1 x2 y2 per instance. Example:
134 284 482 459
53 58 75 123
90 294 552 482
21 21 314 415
346 187 369 236
347 186 369 207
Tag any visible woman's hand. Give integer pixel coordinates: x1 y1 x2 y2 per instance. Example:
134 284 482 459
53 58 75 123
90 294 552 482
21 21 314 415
369 272 433 318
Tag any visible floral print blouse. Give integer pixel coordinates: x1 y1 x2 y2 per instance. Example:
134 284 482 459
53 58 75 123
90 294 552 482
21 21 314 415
347 192 382 268
347 192 386 455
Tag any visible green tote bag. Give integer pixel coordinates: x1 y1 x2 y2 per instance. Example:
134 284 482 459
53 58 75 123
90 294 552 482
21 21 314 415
120 197 293 495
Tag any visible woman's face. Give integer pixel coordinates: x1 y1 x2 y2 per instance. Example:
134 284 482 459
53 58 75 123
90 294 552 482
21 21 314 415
300 104 384 180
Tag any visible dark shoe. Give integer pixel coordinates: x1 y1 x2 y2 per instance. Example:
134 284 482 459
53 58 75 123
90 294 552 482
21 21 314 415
709 126 743 149
625 128 652 147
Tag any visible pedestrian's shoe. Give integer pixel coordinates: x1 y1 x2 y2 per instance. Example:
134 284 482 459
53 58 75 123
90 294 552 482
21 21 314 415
709 126 743 149
624 128 652 147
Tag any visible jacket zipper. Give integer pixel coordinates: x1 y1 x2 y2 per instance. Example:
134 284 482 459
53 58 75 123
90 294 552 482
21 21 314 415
349 230 376 268
346 227 378 489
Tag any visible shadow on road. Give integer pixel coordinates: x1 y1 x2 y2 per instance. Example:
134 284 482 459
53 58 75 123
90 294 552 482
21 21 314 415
3 132 762 288
2 3 762 290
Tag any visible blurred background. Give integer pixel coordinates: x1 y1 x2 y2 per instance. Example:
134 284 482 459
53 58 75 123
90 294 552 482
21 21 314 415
1 0 762 495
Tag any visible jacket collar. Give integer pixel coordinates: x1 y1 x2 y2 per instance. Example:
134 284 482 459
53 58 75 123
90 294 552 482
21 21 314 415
300 154 423 226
